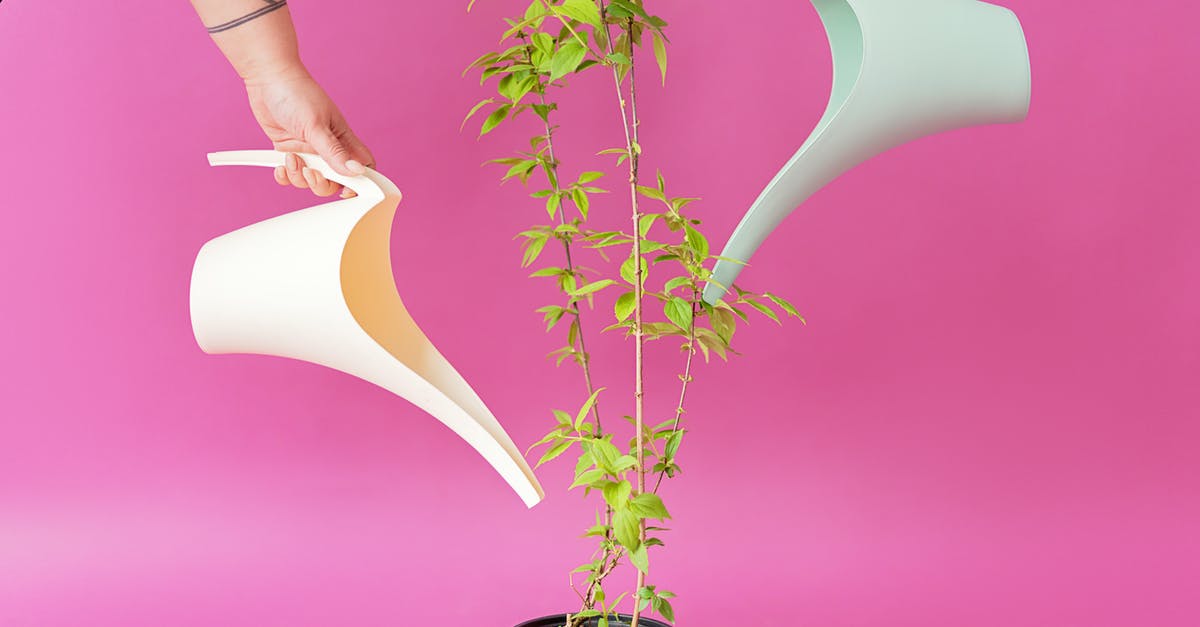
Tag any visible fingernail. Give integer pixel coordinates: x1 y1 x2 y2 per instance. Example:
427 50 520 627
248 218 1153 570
346 159 366 175
287 153 300 170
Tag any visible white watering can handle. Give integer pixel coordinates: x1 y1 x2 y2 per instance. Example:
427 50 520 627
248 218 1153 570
206 150 388 201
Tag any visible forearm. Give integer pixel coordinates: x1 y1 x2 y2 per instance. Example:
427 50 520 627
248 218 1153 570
189 0 306 84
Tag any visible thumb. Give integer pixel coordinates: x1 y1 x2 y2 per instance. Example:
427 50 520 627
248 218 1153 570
309 126 366 177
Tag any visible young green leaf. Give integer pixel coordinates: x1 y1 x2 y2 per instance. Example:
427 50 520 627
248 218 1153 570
745 298 782 324
536 439 572 468
550 41 587 81
684 224 709 259
651 30 668 85
461 98 495 131
554 0 603 27
572 278 616 298
570 469 606 489
602 480 632 510
629 543 649 573
480 104 511 135
612 509 641 550
764 292 805 321
575 387 604 429
664 296 692 331
571 187 590 218
614 291 637 322
630 493 671 519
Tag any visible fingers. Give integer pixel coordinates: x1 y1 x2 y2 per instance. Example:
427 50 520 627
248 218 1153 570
274 138 374 198
274 151 352 198
341 128 376 175
302 166 341 197
309 126 363 177
282 152 309 189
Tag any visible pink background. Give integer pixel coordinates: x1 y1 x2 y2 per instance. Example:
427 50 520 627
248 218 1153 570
2 1 1198 625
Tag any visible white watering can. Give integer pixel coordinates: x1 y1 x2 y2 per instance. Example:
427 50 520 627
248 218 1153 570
190 150 544 508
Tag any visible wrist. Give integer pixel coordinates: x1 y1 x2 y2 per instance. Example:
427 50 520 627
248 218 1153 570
202 1 306 86
240 56 309 87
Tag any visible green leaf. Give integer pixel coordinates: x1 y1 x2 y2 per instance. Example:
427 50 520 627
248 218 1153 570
504 159 537 181
638 213 660 237
529 267 565 278
578 171 605 184
710 307 736 344
480 104 511 135
550 41 587 81
572 279 616 297
663 276 691 293
609 0 649 20
655 597 676 623
611 454 638 472
532 31 555 55
684 225 709 259
521 234 549 267
575 387 604 429
620 254 648 286
554 0 603 27
461 98 495 131
664 297 692 331
570 469 606 489
636 185 665 201
614 291 636 322
612 509 641 549
590 438 622 472
575 448 595 475
532 102 557 121
745 299 781 324
571 187 590 218
664 430 683 458
571 560 598 574
545 193 561 219
536 439 572 467
651 30 668 85
602 479 632 510
695 327 728 361
765 292 804 320
630 493 671 519
629 543 649 573
605 52 632 66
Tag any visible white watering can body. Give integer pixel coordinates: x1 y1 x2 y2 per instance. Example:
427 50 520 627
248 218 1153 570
191 150 544 508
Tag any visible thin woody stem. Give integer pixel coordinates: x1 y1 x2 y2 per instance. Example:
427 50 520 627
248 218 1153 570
522 39 618 620
524 40 604 432
592 3 648 623
655 290 700 493
623 18 648 627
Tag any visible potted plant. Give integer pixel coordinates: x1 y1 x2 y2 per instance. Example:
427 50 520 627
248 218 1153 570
465 1 801 625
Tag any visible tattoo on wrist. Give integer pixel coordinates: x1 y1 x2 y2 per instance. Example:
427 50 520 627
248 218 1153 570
206 0 288 34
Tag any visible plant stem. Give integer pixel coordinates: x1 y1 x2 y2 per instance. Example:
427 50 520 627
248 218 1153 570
536 90 620 619
525 40 605 433
654 290 700 494
621 18 648 627
523 40 619 620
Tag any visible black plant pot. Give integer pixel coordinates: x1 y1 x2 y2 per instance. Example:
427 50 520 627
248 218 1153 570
515 615 671 627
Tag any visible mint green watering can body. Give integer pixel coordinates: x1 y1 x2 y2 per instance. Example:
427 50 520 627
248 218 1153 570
704 0 1031 304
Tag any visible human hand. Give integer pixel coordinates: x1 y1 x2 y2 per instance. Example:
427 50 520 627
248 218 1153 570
244 69 375 198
